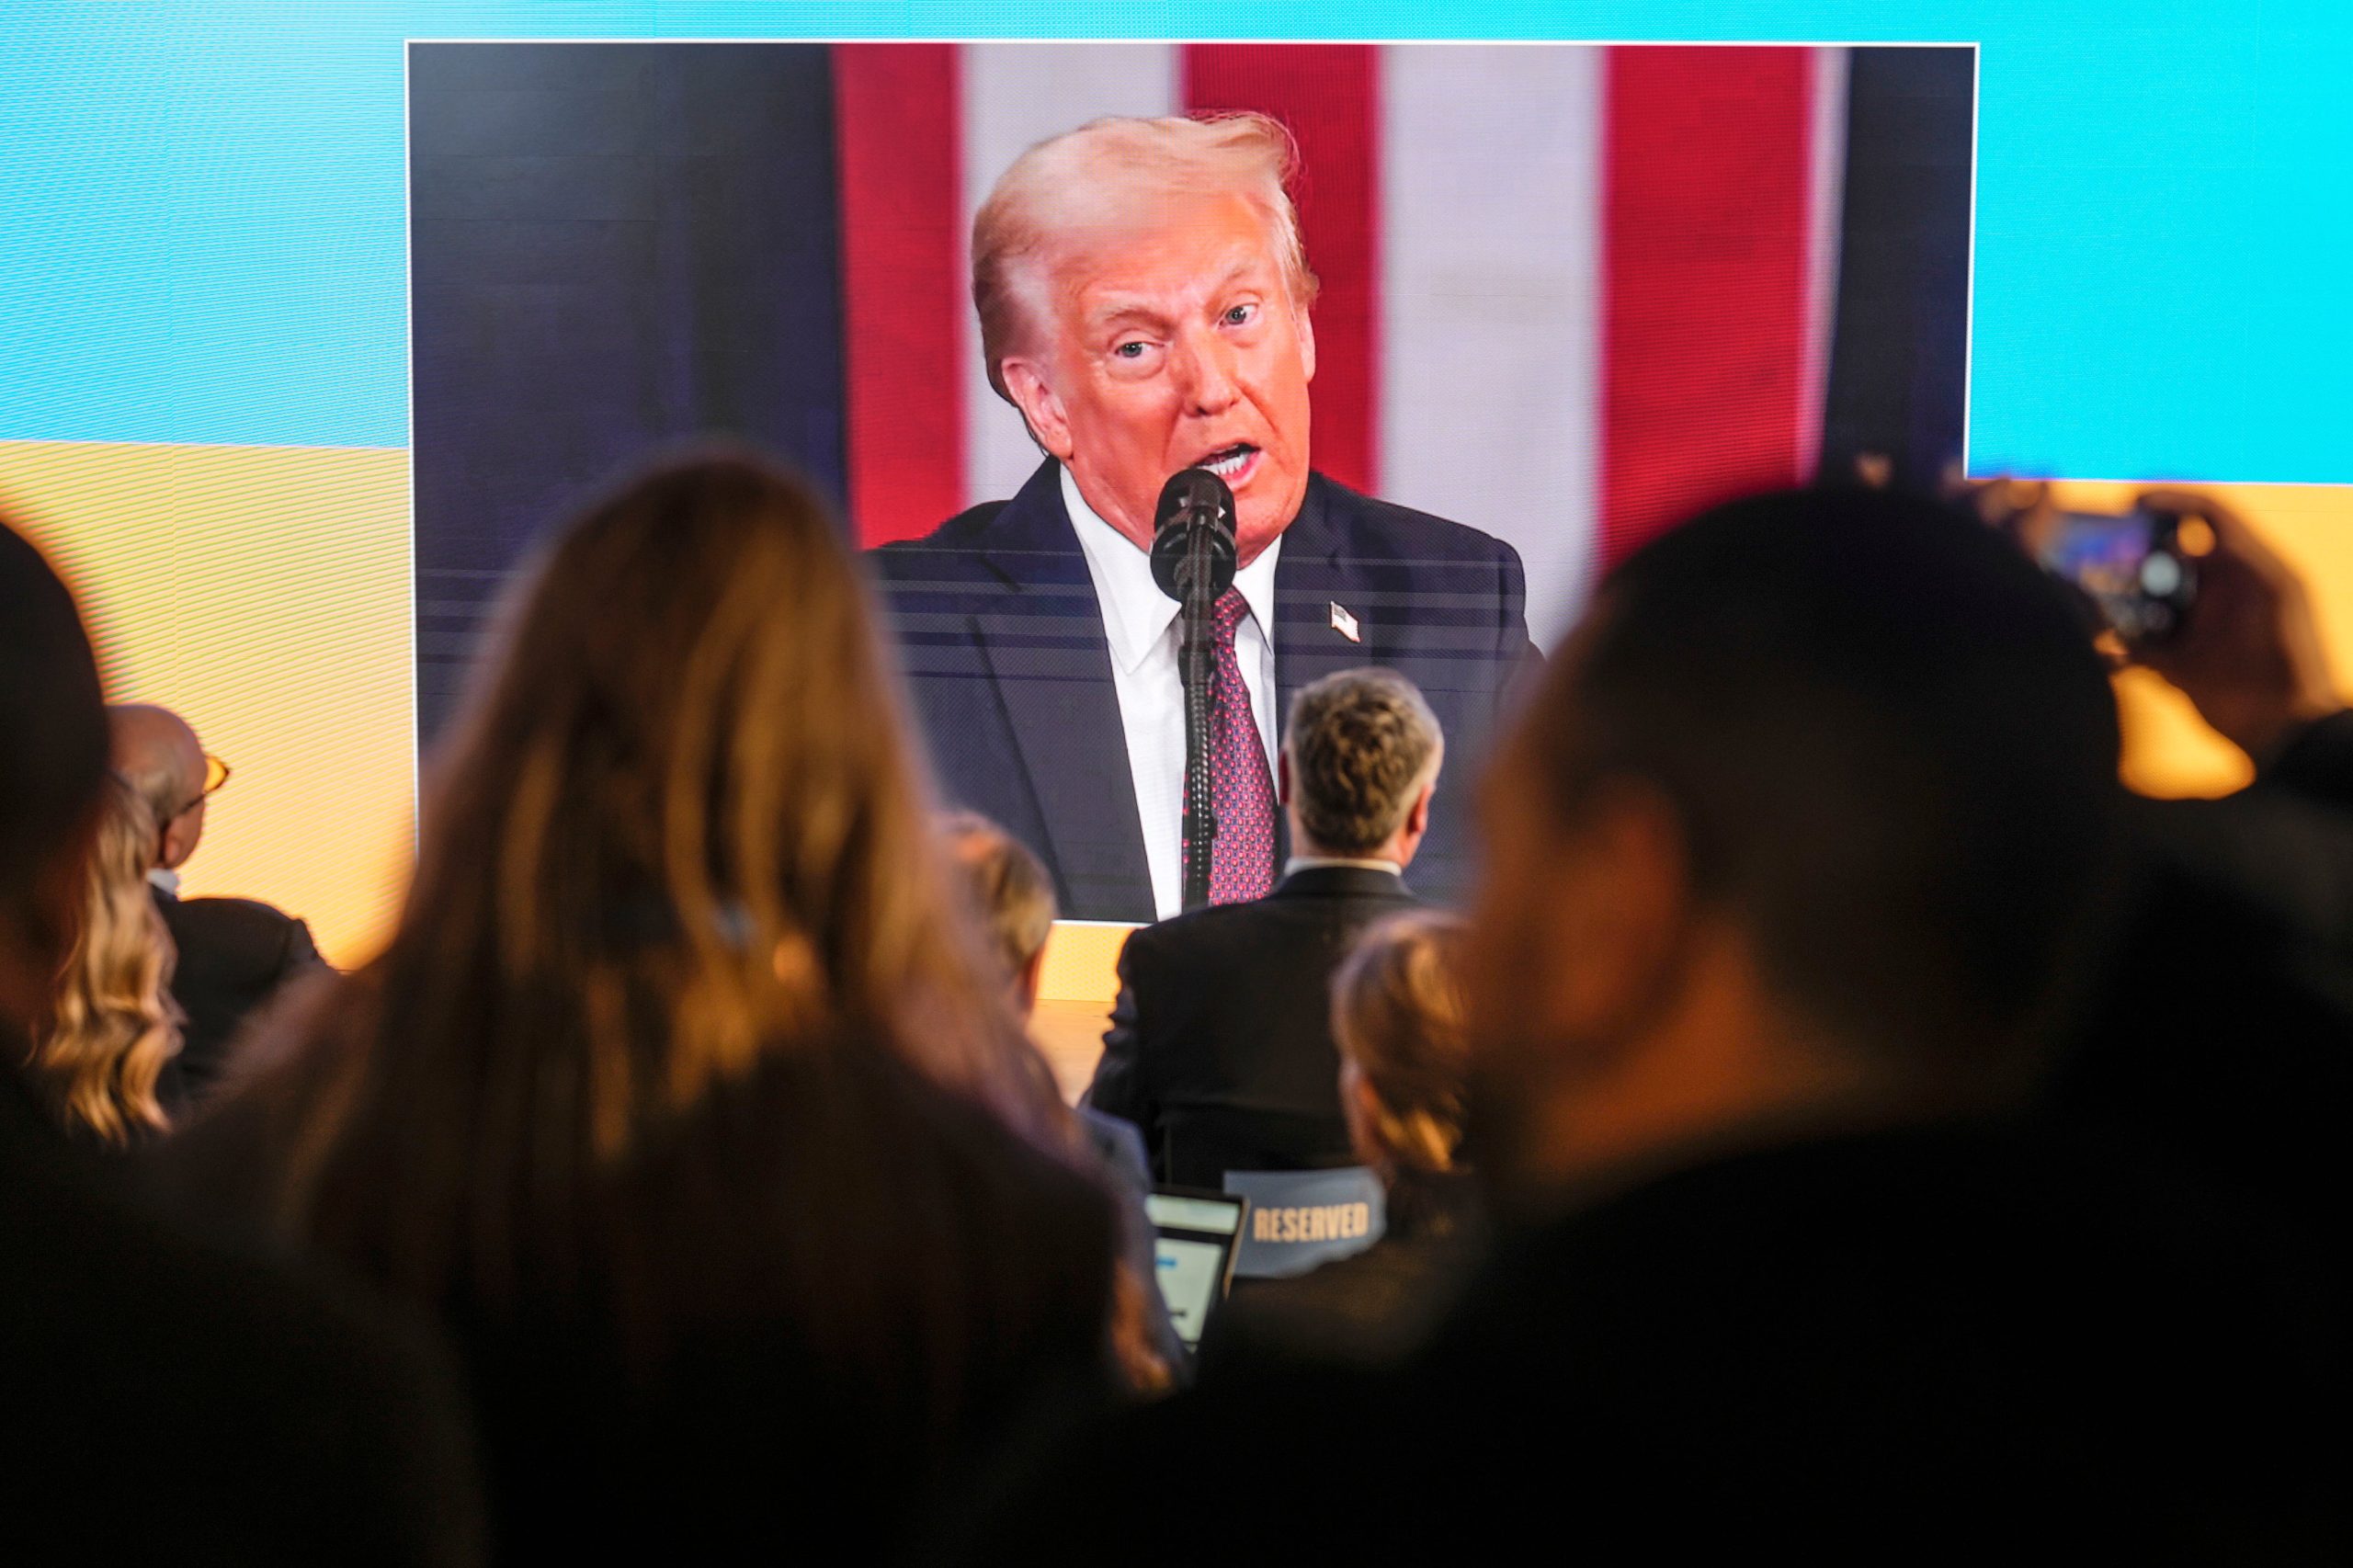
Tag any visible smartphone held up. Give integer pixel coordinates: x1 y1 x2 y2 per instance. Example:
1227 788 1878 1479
2036 505 2213 647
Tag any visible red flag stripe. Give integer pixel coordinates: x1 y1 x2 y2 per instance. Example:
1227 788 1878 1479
834 43 965 547
1599 45 1814 568
1182 44 1382 497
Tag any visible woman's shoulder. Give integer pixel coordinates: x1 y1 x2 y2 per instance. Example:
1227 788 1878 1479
665 1038 1120 1290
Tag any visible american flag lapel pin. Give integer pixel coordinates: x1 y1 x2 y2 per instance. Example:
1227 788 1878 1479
1329 601 1362 643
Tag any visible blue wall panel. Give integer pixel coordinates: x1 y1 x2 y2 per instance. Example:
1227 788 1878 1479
1 3 2347 480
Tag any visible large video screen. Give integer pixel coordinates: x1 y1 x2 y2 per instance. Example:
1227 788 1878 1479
410 41 1972 921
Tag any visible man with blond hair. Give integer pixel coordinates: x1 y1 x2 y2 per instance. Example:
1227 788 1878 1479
873 114 1530 923
1085 667 1440 1186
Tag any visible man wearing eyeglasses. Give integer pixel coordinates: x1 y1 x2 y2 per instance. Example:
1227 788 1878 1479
108 705 324 1113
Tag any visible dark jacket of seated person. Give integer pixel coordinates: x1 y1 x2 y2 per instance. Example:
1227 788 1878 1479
179 1010 1127 1565
457 1040 1122 1561
1085 668 1446 1187
153 884 324 1112
1196 911 1485 1378
961 491 2346 1560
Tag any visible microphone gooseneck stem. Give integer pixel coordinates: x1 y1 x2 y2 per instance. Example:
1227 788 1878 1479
1177 537 1220 913
1152 466 1240 915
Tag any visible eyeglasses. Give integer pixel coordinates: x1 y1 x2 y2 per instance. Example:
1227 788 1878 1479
166 755 232 821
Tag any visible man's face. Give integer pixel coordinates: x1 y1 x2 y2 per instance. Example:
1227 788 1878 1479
1002 189 1315 565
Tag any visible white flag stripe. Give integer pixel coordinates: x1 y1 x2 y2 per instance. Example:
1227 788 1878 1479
959 43 1181 512
1379 44 1607 653
1801 46 1852 482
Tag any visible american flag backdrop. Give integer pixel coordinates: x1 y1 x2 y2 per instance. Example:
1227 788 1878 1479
835 42 1856 645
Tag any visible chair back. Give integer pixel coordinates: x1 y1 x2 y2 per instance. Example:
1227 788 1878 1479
1222 1165 1387 1279
1158 1104 1351 1189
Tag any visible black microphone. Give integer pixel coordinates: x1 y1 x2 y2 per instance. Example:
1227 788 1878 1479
1152 467 1240 912
1150 467 1238 607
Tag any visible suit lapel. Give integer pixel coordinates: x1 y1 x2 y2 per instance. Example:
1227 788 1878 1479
972 461 1153 916
1273 476 1382 720
1270 482 1381 870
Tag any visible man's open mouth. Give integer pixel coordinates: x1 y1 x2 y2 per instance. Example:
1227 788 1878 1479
1197 444 1259 482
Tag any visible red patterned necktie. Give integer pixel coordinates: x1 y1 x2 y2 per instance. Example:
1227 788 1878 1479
1206 587 1278 904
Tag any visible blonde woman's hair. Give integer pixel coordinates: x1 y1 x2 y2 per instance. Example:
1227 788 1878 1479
235 450 1074 1301
972 112 1319 404
33 772 180 1143
940 812 1057 983
1332 911 1470 1176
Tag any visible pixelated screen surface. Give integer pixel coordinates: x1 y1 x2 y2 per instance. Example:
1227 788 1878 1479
405 40 1971 920
5 5 2350 958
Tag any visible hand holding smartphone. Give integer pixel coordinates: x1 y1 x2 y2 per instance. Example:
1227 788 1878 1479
1967 481 2337 757
2036 504 2211 647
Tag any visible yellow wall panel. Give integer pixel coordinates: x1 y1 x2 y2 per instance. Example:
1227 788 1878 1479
1037 920 1134 1006
0 439 412 969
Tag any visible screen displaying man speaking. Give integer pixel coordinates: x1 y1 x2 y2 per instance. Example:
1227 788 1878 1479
871 115 1532 921
407 42 1977 921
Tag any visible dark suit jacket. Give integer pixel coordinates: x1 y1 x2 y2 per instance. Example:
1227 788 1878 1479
0 1053 483 1563
1085 864 1418 1186
964 1123 2343 1562
154 888 324 1114
870 460 1534 920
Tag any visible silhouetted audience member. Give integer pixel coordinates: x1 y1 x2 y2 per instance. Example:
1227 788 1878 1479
28 772 183 1147
0 515 483 1563
109 702 324 1112
174 453 1124 1562
965 488 2339 1562
2038 492 2353 1257
1197 910 1482 1377
943 811 1185 1383
1086 668 1438 1184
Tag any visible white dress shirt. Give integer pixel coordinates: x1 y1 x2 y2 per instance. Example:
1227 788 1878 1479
1063 465 1282 921
1282 855 1404 880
